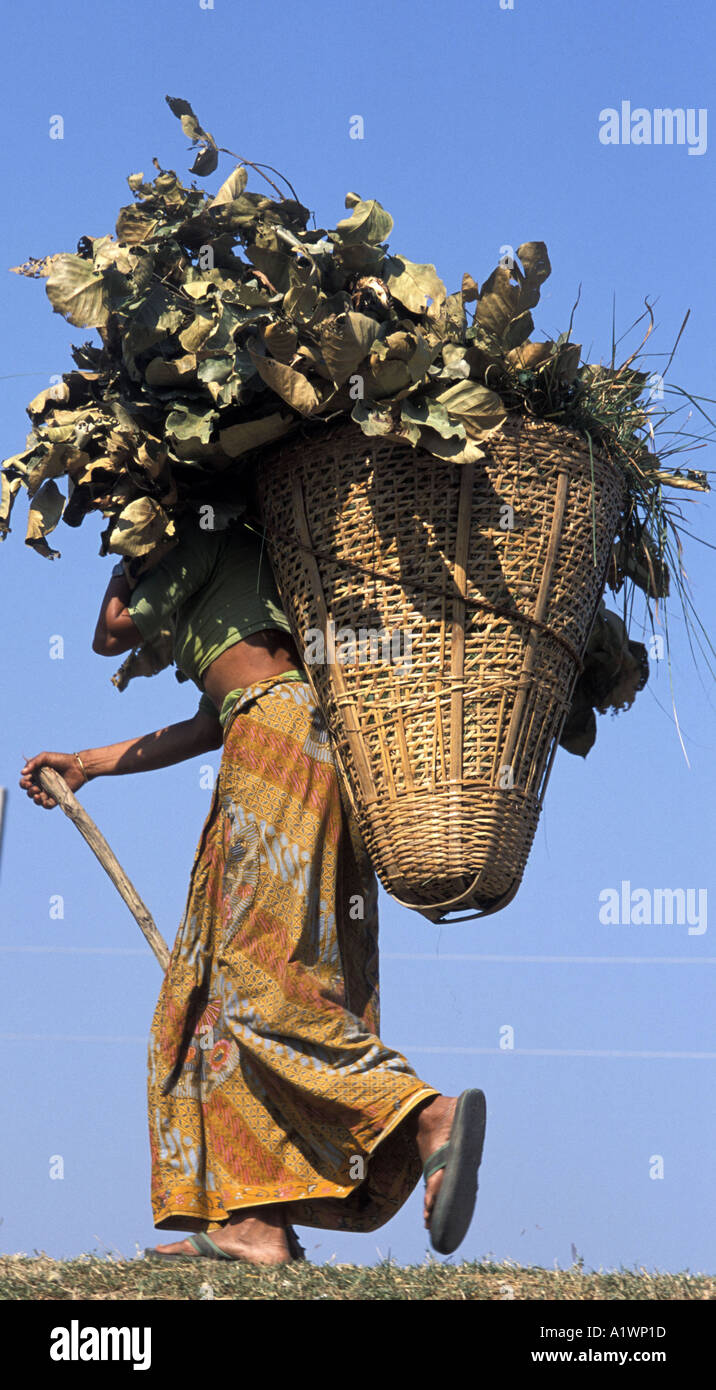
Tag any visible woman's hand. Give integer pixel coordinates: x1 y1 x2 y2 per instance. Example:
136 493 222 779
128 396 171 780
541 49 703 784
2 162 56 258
20 752 87 810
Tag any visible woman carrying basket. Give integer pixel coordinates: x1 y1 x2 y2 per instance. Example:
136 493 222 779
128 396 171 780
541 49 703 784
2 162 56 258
20 510 486 1265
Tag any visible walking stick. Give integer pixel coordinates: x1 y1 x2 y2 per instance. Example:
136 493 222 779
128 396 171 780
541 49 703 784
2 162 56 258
35 767 170 972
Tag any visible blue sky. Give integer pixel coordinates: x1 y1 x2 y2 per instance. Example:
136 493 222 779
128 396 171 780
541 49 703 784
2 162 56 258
1 0 714 1272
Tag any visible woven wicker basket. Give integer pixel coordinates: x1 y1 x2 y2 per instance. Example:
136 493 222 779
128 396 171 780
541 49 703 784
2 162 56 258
255 413 626 922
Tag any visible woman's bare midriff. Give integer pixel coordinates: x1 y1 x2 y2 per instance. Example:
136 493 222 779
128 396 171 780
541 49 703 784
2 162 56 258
200 629 304 714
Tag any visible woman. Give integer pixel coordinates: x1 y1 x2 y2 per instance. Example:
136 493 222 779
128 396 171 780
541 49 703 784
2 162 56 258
20 509 486 1265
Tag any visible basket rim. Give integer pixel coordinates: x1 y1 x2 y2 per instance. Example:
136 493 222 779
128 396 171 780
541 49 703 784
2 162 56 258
255 408 624 487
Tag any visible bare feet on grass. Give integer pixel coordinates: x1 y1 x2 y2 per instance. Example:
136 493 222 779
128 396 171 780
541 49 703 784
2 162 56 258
412 1094 458 1228
153 1206 292 1265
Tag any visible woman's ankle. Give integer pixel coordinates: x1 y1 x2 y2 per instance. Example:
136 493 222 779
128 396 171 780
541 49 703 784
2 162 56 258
225 1205 286 1230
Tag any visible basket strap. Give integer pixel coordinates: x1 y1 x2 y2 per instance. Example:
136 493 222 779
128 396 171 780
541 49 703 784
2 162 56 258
389 872 521 922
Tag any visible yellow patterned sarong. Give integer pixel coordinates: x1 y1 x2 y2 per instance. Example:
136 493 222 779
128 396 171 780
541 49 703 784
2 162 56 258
148 672 438 1233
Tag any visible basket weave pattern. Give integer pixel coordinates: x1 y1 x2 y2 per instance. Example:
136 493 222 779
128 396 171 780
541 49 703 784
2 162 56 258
256 415 625 919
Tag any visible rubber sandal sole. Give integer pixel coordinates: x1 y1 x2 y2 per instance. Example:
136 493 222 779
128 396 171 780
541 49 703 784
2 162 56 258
143 1227 306 1263
143 1249 244 1263
427 1088 487 1256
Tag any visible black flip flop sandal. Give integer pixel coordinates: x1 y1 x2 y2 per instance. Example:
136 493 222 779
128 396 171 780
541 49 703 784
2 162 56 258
286 1226 306 1261
423 1088 487 1255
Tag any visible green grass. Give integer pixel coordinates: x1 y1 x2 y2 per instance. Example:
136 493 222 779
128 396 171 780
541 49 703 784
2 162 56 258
1 1255 712 1301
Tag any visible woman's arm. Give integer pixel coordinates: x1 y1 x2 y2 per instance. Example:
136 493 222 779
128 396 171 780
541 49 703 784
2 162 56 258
93 567 143 656
95 524 218 659
20 710 223 810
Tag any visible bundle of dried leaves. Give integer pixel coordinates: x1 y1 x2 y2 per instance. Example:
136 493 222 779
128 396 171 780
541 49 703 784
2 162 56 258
2 97 711 752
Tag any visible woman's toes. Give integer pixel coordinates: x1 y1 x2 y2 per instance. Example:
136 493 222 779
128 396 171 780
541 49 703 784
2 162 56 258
154 1237 196 1255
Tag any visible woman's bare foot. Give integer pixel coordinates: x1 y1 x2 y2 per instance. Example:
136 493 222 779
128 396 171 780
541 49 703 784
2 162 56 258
412 1094 458 1228
152 1206 292 1265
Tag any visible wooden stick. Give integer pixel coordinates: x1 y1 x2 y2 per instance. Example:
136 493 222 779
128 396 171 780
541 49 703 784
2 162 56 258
36 767 170 972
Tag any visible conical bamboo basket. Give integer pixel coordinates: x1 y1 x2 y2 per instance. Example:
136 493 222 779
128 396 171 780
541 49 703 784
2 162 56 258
255 414 625 922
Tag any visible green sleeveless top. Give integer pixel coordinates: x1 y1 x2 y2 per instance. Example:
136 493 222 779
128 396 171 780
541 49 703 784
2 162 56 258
126 515 300 717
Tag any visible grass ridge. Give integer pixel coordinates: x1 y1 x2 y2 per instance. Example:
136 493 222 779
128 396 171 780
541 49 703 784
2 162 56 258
1 1254 713 1302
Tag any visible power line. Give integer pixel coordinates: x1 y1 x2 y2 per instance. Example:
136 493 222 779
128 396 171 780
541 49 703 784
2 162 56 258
0 1034 712 1059
1 946 713 965
383 953 715 965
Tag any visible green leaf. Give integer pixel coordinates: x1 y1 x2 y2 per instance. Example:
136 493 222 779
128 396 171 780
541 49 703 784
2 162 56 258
196 356 234 385
120 287 185 379
351 400 393 435
165 403 216 451
351 400 420 446
334 199 393 246
401 397 465 441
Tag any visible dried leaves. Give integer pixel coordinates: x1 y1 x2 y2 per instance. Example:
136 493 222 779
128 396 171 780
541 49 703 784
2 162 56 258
560 603 650 757
2 99 525 568
0 96 708 735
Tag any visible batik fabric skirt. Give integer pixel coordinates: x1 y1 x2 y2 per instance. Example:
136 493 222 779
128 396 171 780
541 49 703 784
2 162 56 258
147 671 438 1232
